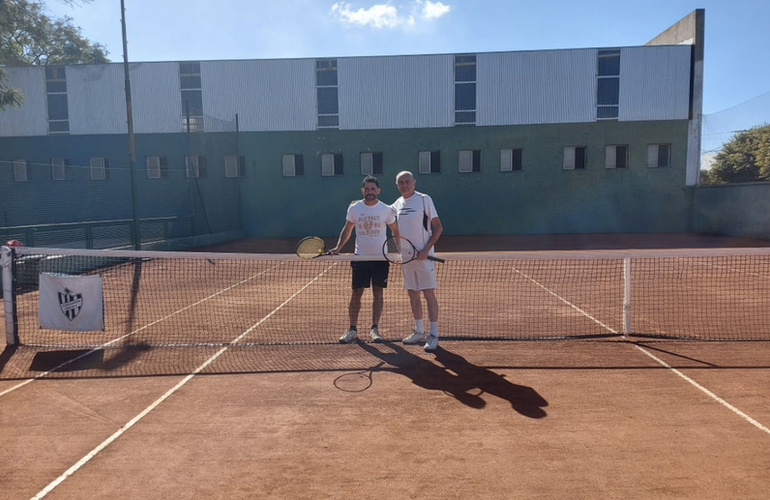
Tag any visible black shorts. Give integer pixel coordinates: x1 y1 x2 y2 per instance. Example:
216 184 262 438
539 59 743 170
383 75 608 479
351 260 390 289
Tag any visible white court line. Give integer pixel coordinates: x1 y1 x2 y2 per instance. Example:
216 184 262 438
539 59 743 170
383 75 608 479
631 344 770 436
30 263 337 500
513 269 619 334
1 263 284 398
516 268 770 437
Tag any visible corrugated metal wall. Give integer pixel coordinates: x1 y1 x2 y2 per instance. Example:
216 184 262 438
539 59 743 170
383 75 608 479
619 46 691 121
67 64 128 135
3 67 48 136
201 59 316 132
0 45 692 137
477 49 597 125
129 62 183 133
338 54 454 129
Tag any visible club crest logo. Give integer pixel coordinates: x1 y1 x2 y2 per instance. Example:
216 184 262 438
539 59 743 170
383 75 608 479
58 288 83 321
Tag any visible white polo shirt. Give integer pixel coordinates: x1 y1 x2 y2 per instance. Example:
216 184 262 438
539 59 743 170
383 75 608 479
391 191 439 255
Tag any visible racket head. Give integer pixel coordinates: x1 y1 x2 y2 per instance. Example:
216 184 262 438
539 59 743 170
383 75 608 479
296 236 328 259
382 236 418 264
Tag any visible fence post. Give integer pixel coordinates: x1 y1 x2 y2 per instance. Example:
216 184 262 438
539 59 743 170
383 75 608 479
1 246 19 345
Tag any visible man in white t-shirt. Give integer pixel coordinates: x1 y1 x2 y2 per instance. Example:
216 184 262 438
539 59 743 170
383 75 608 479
330 175 400 343
391 171 443 352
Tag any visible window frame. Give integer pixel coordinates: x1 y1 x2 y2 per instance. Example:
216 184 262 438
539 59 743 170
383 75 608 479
500 148 523 172
596 49 620 122
224 155 246 178
458 149 481 173
282 154 305 177
563 146 587 170
647 144 671 168
360 152 383 175
185 155 206 178
90 157 110 180
147 156 168 179
50 157 68 181
418 151 441 174
605 145 629 169
321 153 344 176
13 159 28 182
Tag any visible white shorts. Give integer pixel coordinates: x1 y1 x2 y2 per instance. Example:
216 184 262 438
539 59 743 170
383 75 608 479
401 259 437 291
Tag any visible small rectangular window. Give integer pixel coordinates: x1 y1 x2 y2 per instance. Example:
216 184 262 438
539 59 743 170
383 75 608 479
317 87 339 116
563 147 587 170
360 152 383 175
455 83 476 111
321 153 343 176
605 145 629 169
282 154 305 176
419 151 441 174
90 157 111 179
597 79 620 106
647 144 671 168
13 159 28 182
185 155 207 178
598 50 621 76
500 149 523 171
51 158 67 180
459 150 481 173
47 94 69 120
317 115 339 128
147 156 168 179
225 155 245 177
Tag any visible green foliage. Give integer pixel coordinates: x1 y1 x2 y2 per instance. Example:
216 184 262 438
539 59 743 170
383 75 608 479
703 124 770 185
1 0 109 65
1 0 108 110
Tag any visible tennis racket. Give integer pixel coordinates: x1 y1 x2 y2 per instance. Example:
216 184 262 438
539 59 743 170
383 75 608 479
382 236 445 264
296 236 331 259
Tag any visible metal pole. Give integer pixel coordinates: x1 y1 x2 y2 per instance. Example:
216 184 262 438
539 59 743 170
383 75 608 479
121 0 141 250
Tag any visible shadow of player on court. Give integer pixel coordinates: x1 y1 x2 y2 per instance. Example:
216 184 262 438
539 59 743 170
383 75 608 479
357 342 547 418
433 346 548 418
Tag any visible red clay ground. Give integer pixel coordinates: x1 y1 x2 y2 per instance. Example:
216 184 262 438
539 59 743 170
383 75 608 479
1 233 769 499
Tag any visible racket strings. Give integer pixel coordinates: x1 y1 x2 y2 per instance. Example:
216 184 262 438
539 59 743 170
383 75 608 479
296 237 326 258
384 237 416 263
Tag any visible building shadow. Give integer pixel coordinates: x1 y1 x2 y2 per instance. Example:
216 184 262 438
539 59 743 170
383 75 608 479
358 342 547 418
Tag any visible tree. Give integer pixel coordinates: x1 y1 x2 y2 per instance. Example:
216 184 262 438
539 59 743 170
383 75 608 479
0 0 109 110
702 124 770 185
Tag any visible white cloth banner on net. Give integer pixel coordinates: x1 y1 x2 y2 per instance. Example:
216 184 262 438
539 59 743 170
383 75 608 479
39 273 105 331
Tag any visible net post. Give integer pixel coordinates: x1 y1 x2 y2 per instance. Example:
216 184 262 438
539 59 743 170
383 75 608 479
1 246 19 345
622 256 631 338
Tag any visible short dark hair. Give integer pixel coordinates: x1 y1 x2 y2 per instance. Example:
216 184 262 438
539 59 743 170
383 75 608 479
362 175 379 187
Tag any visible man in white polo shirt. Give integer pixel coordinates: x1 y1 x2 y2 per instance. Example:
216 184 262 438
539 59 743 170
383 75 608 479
330 175 399 343
391 170 443 352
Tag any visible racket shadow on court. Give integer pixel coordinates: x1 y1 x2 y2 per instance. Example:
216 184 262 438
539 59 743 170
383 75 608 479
357 342 547 417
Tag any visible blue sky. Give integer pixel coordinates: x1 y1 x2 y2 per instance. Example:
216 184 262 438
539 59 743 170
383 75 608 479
47 0 769 150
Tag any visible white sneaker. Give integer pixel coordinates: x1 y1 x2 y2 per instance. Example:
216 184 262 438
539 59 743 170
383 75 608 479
402 329 429 344
339 328 358 344
424 334 439 352
370 327 383 343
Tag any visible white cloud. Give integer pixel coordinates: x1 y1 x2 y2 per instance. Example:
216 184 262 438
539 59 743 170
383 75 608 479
418 0 451 19
331 1 449 29
331 2 403 28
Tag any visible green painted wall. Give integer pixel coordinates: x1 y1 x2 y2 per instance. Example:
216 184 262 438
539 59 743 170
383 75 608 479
692 183 770 238
1 120 691 240
235 120 691 237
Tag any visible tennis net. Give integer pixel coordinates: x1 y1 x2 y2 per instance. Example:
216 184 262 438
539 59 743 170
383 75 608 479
3 245 770 347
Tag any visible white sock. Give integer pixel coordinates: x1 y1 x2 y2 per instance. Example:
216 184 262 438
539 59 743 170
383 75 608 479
415 319 424 333
429 322 438 337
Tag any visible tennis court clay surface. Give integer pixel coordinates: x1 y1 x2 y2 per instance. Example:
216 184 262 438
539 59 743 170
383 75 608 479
2 233 770 499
